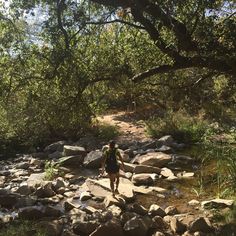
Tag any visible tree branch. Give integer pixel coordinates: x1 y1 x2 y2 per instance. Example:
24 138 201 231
132 62 192 83
85 19 145 29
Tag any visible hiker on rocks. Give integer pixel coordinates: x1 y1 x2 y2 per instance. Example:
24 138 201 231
101 140 125 196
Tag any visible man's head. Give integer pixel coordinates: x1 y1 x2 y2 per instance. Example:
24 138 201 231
109 140 116 149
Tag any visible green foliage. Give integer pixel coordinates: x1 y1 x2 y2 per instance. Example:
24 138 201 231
0 220 46 236
145 110 210 143
202 144 236 198
95 122 119 141
44 161 60 181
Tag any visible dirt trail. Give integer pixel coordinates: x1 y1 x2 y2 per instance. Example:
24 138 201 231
97 111 152 144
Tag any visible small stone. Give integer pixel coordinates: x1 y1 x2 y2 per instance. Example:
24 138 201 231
104 195 126 208
148 204 166 217
80 191 92 201
165 206 179 215
108 205 122 217
129 203 148 216
188 200 200 206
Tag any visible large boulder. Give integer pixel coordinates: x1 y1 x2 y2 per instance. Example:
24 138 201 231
83 150 103 168
132 152 172 167
123 216 149 236
73 219 99 235
15 184 33 196
63 145 86 156
35 182 56 198
201 199 234 209
18 206 45 220
0 193 20 208
134 165 161 174
86 178 134 201
132 174 154 186
104 195 126 208
189 217 213 233
170 217 186 234
58 155 85 167
90 219 124 236
44 141 68 153
27 173 45 188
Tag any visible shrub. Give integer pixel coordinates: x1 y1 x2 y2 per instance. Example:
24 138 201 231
44 161 60 181
145 109 209 143
0 220 46 236
95 123 119 141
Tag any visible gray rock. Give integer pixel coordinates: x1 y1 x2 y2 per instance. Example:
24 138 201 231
108 205 122 217
80 191 92 201
35 182 56 198
201 199 234 209
0 176 6 187
152 216 168 230
129 203 148 216
0 170 11 176
189 217 213 233
157 135 174 147
15 184 33 196
160 168 175 178
63 145 86 157
27 173 45 187
165 206 179 215
30 158 43 167
132 152 172 167
132 174 154 186
120 212 138 226
85 178 134 201
148 204 166 217
134 165 161 174
32 152 48 159
15 162 30 169
45 206 62 217
83 150 103 168
0 193 19 208
170 217 186 234
44 141 68 153
73 220 99 235
52 177 66 191
18 206 45 220
58 155 85 167
188 200 200 206
123 216 149 236
90 219 124 236
104 195 126 208
48 151 63 159
156 145 172 153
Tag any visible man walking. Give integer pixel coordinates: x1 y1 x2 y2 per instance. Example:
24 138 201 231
101 140 125 196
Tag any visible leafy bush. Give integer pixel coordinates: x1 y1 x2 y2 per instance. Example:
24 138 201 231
0 220 46 236
145 109 210 143
95 123 119 141
44 161 60 181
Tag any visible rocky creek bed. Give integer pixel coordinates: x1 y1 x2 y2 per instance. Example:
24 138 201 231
0 135 235 236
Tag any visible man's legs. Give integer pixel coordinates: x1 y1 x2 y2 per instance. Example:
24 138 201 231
115 172 120 193
109 174 116 195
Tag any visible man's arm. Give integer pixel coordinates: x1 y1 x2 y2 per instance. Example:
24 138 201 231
117 151 125 171
101 152 107 175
